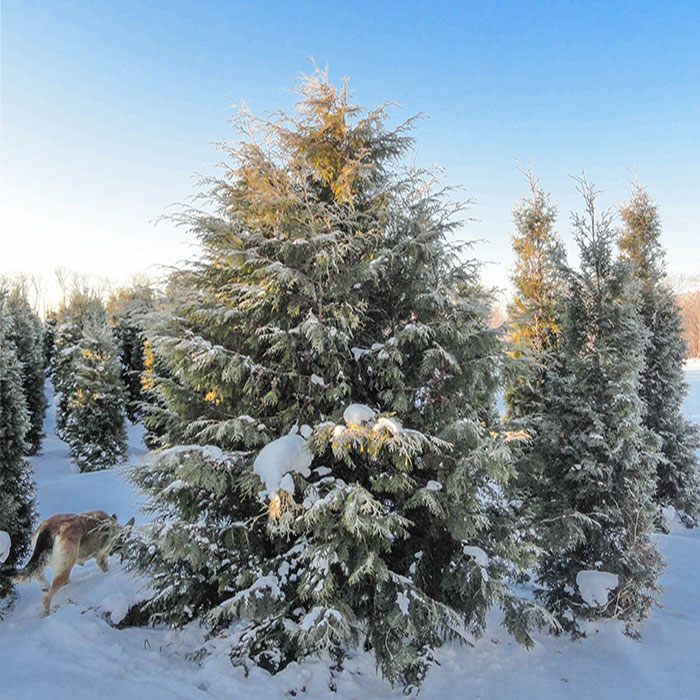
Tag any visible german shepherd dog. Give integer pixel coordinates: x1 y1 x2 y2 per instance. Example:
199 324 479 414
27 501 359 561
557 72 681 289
7 511 134 616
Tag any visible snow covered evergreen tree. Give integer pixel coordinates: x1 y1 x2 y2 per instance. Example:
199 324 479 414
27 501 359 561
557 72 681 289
53 291 127 472
127 70 546 688
503 172 566 532
618 183 700 526
43 313 57 371
534 178 663 633
107 281 155 422
0 281 46 455
0 304 37 600
52 290 104 440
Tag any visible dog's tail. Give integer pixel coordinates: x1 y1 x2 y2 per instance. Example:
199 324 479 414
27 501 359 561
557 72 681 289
5 528 54 584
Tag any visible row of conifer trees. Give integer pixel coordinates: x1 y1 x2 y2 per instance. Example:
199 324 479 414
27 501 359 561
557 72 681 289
1 72 698 690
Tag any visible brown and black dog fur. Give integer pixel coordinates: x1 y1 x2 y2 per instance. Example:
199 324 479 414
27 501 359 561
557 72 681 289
9 510 134 616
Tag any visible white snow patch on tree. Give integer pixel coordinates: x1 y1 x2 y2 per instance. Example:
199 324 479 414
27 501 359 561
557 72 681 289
343 403 376 426
351 347 371 361
426 480 442 491
662 505 677 528
396 591 410 615
463 545 489 567
373 416 402 435
576 570 619 607
300 606 324 631
0 530 11 564
279 473 296 495
310 374 326 387
253 434 313 493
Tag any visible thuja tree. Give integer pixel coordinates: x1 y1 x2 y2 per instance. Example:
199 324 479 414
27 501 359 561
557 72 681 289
107 281 155 422
52 290 106 440
0 304 37 600
53 291 127 471
503 172 566 533
62 317 128 471
128 70 546 688
618 183 700 526
0 281 46 455
535 179 663 633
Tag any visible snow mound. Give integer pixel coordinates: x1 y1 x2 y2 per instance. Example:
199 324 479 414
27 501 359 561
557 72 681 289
576 570 619 607
253 434 313 493
102 592 131 625
343 403 375 426
0 530 10 564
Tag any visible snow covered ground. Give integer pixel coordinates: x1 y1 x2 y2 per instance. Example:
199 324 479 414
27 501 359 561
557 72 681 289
2 378 700 699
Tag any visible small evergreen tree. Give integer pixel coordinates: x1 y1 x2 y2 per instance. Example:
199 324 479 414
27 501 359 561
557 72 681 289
53 290 127 472
0 281 46 455
107 281 155 422
128 70 546 689
618 183 700 526
43 313 57 371
0 304 37 600
534 178 663 633
62 317 128 472
52 289 106 440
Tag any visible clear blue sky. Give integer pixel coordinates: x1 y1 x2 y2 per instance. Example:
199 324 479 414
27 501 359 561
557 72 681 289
2 0 699 304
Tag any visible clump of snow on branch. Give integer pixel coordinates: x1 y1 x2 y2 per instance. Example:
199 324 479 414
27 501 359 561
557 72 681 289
253 433 313 493
576 570 619 607
463 545 489 568
343 403 376 426
0 530 10 564
310 374 326 387
373 416 402 435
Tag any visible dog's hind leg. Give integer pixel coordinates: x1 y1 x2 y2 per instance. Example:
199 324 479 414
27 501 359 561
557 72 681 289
42 541 78 617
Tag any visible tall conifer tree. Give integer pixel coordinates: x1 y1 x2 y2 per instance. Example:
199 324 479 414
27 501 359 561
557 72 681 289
504 172 565 529
618 183 700 525
128 70 546 688
0 282 46 455
0 304 37 600
535 179 662 633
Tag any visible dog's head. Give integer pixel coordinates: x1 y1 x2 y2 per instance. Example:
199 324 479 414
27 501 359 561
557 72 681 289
109 514 136 554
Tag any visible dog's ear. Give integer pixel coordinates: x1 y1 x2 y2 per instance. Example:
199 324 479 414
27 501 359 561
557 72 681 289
111 513 118 521
125 517 135 528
